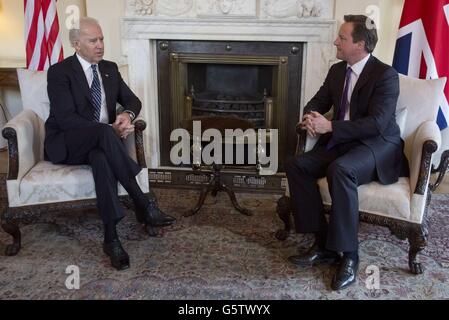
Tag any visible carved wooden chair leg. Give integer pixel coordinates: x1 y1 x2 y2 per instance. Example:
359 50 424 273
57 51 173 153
430 150 449 192
408 224 428 274
184 185 212 217
220 184 252 216
275 195 292 240
2 218 22 256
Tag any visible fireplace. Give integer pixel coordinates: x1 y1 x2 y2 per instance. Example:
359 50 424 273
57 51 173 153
157 40 303 170
121 0 336 192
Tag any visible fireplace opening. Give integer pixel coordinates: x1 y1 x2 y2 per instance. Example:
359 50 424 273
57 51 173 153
157 40 303 172
187 63 273 129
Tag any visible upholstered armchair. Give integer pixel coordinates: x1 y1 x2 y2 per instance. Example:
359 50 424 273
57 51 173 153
1 69 149 256
276 74 448 274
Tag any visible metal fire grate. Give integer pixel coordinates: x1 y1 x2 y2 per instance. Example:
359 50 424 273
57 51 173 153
186 86 274 129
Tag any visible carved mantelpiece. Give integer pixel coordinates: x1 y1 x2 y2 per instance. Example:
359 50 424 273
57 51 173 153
122 0 336 169
127 0 333 19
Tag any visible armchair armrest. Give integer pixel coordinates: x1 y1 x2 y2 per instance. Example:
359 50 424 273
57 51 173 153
296 125 320 156
295 110 332 155
2 109 44 181
409 120 441 195
123 119 147 168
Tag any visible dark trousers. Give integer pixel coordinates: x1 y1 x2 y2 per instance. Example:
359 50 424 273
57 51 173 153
63 124 146 224
285 141 377 252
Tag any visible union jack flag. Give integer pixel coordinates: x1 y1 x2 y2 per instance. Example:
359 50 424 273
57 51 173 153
393 0 449 130
24 0 64 71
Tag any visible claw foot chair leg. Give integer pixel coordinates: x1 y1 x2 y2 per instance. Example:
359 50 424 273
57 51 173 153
2 219 22 256
408 224 428 274
275 195 292 240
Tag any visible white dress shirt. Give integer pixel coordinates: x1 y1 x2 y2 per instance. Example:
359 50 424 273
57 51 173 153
76 53 109 124
344 54 371 120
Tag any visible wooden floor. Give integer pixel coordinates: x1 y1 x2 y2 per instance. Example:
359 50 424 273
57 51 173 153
0 149 448 193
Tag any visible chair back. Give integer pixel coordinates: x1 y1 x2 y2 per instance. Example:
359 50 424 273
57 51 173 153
16 68 50 160
396 75 447 162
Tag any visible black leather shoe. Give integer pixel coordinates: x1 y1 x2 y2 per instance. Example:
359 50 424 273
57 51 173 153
331 257 359 290
103 239 130 271
135 201 176 227
288 243 340 267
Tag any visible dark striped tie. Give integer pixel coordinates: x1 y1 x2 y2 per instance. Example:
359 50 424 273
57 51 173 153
90 64 101 122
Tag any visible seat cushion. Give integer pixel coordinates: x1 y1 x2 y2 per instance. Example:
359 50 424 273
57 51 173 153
317 177 413 222
7 161 149 207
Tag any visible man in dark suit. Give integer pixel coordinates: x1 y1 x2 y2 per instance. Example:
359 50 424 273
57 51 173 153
45 17 175 270
286 15 409 290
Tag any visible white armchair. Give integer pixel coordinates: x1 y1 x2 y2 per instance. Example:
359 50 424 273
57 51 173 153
1 69 149 256
276 74 448 274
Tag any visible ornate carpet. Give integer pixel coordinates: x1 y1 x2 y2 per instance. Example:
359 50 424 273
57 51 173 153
1 185 449 300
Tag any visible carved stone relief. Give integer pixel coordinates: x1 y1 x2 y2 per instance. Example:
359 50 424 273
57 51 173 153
155 0 194 16
126 0 332 18
196 0 257 18
262 0 324 19
129 0 154 16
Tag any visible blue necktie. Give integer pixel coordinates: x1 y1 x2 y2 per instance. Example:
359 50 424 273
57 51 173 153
90 64 102 122
337 67 352 121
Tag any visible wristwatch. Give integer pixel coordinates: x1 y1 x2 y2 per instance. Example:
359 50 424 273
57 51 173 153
123 110 135 121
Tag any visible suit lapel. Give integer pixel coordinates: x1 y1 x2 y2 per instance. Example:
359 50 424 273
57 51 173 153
71 54 93 106
349 55 376 119
351 55 375 95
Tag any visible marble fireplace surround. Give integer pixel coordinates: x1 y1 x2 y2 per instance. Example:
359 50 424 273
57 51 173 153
122 0 337 168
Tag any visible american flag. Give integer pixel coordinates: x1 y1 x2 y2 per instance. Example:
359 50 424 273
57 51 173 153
393 0 449 130
24 0 64 71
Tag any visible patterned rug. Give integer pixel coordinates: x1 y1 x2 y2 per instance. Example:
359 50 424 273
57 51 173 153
1 186 449 300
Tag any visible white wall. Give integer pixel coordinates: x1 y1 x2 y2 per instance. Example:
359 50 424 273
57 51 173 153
334 0 405 64
0 0 25 66
85 0 126 66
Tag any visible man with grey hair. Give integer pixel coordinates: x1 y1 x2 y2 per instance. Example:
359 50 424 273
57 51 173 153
44 17 176 270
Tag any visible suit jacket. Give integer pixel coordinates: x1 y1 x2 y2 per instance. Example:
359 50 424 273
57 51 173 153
304 55 408 184
44 54 142 164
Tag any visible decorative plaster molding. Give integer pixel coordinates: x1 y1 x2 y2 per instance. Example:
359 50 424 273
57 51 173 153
125 0 333 19
156 0 194 16
196 0 257 18
129 0 154 16
263 0 323 19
